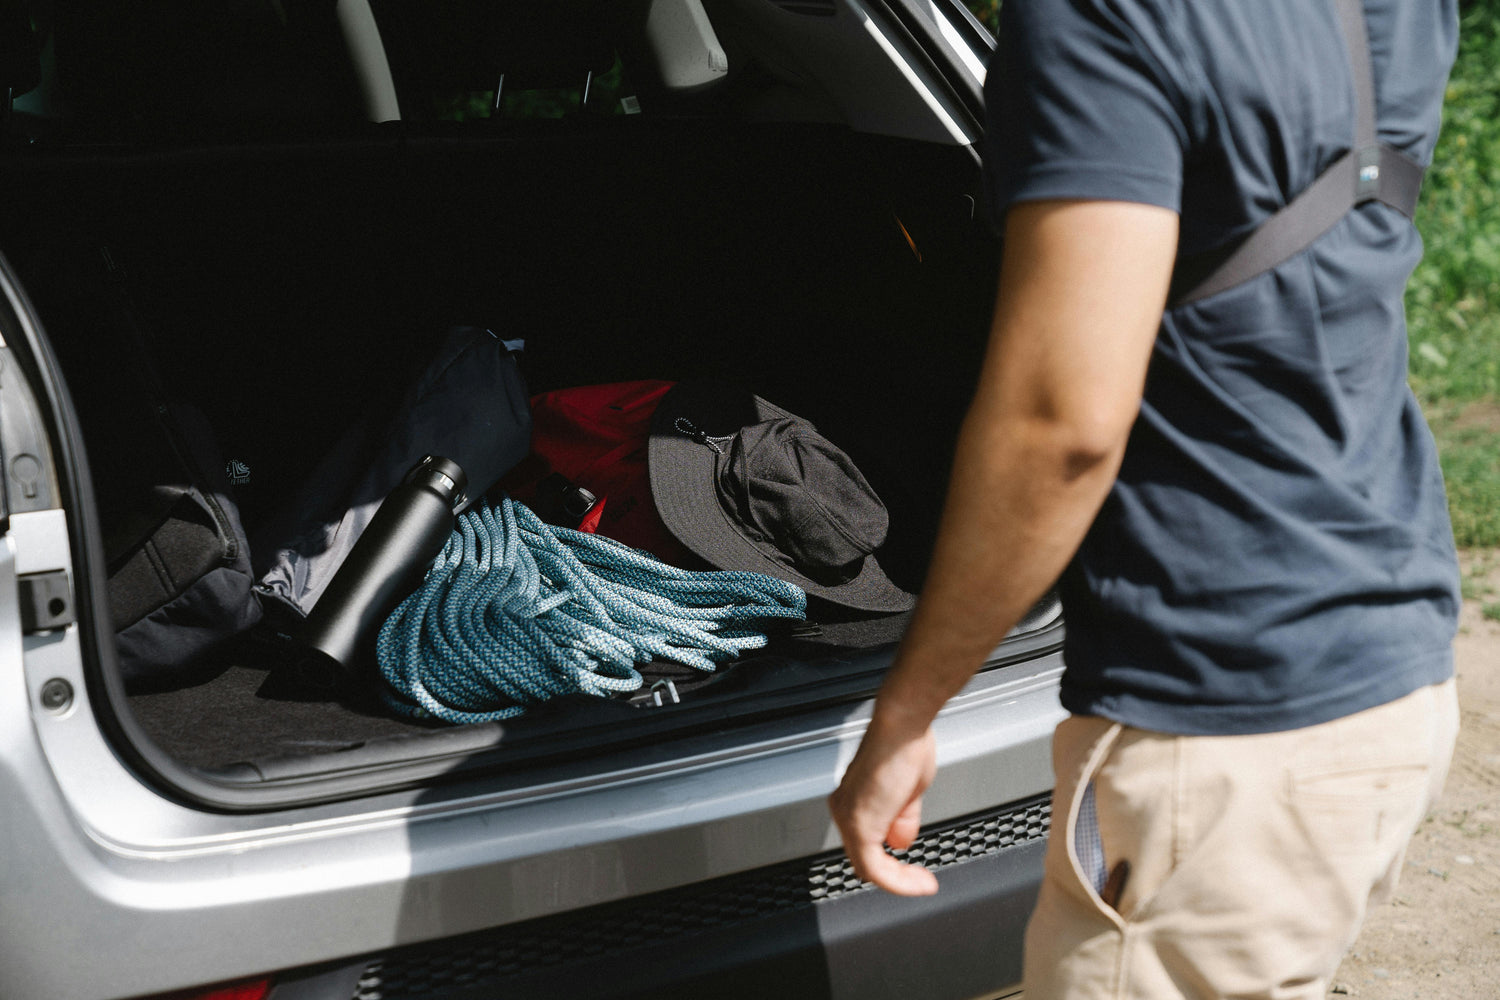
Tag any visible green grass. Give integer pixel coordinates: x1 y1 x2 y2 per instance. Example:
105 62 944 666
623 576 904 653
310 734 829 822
1407 0 1500 548
1461 550 1498 611
1433 418 1500 548
1461 566 1494 601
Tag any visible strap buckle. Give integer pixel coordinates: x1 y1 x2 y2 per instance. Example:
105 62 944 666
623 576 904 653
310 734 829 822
648 679 681 707
1355 146 1382 202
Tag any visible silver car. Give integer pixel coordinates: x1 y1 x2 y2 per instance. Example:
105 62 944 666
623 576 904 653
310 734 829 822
0 1 1063 997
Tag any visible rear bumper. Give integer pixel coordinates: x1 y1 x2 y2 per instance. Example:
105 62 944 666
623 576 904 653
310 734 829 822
7 589 1062 1000
279 798 1048 1000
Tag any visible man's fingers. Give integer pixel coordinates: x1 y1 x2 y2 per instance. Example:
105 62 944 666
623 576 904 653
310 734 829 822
851 841 938 897
832 793 934 896
886 796 923 851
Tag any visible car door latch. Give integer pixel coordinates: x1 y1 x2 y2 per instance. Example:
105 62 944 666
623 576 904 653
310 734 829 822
19 570 74 633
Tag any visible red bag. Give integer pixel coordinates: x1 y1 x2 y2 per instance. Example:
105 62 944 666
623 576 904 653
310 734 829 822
500 380 698 567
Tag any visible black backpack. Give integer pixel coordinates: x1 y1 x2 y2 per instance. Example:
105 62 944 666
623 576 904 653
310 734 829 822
82 246 262 686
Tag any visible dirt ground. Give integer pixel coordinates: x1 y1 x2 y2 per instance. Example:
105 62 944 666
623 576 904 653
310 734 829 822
1329 551 1500 997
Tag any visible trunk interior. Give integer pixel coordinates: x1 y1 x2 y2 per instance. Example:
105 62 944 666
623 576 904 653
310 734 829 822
1 119 1057 788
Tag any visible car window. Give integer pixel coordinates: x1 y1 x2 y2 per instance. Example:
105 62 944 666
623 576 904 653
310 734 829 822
6 0 366 142
369 0 644 123
426 56 639 122
3 0 979 149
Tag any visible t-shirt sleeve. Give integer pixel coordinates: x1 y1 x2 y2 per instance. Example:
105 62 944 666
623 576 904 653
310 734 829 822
982 0 1190 225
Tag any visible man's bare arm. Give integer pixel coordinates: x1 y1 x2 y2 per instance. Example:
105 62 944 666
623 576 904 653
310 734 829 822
827 198 1178 896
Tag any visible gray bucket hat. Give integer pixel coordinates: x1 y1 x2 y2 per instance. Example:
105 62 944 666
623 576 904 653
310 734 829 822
648 382 915 613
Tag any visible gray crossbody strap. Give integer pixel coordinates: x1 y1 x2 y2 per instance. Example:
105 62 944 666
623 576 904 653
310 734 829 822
1168 0 1425 307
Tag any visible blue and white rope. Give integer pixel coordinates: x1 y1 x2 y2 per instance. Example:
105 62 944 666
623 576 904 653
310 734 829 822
376 496 807 724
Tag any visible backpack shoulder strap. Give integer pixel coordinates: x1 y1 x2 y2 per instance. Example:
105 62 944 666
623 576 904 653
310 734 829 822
1168 0 1425 307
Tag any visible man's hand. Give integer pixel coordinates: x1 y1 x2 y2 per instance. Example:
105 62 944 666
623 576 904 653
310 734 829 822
825 198 1178 896
827 717 939 896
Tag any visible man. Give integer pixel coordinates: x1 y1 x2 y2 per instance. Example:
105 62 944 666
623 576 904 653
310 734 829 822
826 0 1461 995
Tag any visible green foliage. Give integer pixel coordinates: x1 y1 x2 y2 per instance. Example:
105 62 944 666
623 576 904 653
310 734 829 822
1408 0 1500 549
1407 0 1500 406
967 0 1000 35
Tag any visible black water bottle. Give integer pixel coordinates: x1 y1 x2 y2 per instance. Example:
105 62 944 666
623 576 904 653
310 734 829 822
295 455 467 690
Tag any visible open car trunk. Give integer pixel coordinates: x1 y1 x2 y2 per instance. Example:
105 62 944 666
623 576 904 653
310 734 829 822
2 112 1059 799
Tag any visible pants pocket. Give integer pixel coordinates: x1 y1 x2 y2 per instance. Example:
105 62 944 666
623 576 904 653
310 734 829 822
1288 761 1431 858
1059 719 1126 923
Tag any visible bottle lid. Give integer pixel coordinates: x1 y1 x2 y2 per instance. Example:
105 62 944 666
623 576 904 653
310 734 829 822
408 455 468 511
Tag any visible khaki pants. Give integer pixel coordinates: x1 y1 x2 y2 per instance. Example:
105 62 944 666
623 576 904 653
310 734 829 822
1023 679 1459 1000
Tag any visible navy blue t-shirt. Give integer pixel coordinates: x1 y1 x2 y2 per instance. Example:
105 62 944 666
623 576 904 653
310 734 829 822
983 0 1461 735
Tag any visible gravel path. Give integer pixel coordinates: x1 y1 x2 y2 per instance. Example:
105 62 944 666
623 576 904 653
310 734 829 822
1330 553 1500 997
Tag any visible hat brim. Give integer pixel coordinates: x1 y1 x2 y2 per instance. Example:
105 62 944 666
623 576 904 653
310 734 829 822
648 382 916 613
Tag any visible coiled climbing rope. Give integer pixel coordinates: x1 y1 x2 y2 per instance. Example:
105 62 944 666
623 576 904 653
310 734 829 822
376 495 807 724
